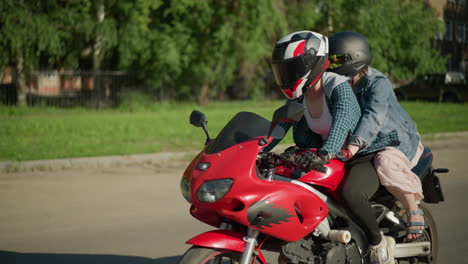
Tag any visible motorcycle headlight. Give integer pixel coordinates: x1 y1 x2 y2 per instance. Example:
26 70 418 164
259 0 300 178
180 177 192 203
197 179 233 203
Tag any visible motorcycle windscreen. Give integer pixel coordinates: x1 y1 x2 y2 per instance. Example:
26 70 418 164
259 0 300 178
206 111 285 154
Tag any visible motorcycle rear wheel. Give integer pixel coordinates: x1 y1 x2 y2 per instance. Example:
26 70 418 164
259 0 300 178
423 204 438 263
177 246 265 264
398 203 438 264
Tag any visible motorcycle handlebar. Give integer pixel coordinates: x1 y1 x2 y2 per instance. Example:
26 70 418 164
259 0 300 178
258 152 307 171
258 151 327 174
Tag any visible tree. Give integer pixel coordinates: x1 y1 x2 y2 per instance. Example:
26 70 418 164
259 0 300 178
316 0 445 81
125 0 323 104
0 0 93 106
111 0 282 104
1 0 444 106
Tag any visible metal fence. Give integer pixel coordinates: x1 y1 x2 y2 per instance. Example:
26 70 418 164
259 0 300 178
0 71 152 108
0 70 283 108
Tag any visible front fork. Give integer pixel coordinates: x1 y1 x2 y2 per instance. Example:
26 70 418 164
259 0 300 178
240 227 261 264
186 222 267 264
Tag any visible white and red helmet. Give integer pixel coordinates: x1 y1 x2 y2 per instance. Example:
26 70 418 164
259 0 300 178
271 31 329 99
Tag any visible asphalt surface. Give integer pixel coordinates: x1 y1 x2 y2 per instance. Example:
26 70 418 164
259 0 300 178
0 134 468 264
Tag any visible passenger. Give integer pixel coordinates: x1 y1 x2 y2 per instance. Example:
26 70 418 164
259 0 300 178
328 31 426 264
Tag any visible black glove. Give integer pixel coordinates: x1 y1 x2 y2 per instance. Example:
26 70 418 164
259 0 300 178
281 145 301 160
293 151 327 173
283 145 301 154
318 149 354 162
334 149 354 162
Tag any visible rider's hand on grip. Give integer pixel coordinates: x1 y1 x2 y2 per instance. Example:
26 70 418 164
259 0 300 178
293 151 327 173
333 149 354 162
283 145 300 155
318 149 354 162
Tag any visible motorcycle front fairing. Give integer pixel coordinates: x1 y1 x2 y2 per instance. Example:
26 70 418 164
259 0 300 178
185 112 329 242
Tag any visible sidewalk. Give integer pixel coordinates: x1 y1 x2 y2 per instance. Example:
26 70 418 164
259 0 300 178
2 131 468 174
0 152 199 174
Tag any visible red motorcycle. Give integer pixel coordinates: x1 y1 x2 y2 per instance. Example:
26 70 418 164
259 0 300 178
178 103 446 264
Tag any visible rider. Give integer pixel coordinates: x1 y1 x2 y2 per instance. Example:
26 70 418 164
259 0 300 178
265 30 361 165
328 31 425 264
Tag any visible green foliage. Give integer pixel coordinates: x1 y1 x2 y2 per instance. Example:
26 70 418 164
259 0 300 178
0 0 446 102
0 0 93 70
322 0 445 80
361 0 445 79
97 0 327 100
128 0 285 99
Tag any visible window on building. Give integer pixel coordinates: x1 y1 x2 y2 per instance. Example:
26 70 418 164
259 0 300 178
457 24 464 42
445 21 453 41
466 24 468 43
446 56 452 71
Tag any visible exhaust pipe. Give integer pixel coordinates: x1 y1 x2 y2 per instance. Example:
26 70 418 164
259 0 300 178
394 242 431 258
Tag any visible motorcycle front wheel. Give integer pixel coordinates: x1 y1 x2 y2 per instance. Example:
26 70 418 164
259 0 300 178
177 246 266 264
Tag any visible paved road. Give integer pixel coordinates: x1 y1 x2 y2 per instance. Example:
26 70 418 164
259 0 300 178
0 136 467 264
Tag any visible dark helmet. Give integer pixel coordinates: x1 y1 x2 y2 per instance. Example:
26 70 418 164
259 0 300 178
271 31 329 99
328 31 372 77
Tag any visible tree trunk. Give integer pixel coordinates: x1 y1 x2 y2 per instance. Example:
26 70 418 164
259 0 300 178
93 0 105 108
327 6 334 34
198 83 209 106
93 0 105 71
16 55 28 107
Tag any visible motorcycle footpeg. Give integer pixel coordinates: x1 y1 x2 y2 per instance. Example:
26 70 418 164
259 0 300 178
394 241 431 258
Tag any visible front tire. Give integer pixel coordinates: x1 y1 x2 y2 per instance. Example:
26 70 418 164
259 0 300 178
177 246 265 264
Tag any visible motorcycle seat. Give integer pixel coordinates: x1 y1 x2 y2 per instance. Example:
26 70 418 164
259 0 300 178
411 147 433 179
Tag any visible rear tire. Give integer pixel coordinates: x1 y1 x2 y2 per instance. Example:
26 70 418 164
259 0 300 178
177 246 265 264
398 204 438 264
420 204 438 263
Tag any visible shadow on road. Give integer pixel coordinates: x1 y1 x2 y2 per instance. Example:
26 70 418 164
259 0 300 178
0 250 180 264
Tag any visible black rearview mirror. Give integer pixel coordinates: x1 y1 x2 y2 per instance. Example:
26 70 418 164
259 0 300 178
190 110 208 127
190 110 211 143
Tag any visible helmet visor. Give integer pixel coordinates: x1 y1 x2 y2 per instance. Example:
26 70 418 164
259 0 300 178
272 55 318 89
328 54 351 69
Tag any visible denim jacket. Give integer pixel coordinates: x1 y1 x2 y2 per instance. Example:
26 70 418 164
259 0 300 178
350 67 420 160
265 72 361 156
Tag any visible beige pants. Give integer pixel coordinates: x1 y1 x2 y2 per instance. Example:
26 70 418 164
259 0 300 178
373 142 425 201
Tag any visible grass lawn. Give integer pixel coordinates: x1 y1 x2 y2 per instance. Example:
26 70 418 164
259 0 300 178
1 101 467 161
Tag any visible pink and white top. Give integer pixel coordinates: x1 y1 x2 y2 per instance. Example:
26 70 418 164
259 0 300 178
303 94 333 141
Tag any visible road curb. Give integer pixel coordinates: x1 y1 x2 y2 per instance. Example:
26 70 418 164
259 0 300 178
2 131 468 174
0 152 198 174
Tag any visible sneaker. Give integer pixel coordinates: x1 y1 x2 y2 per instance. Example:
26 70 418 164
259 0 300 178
368 235 396 264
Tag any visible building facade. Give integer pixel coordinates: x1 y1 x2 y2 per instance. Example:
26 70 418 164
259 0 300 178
428 0 468 73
